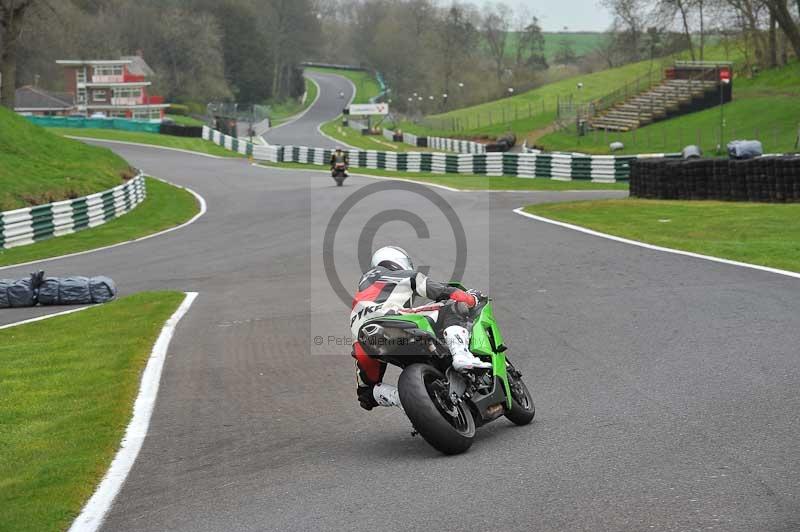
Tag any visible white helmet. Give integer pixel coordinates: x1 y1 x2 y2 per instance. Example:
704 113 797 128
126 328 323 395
370 246 413 271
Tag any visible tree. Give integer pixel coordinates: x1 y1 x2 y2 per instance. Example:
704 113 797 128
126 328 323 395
554 36 578 64
482 3 511 82
0 0 41 107
765 0 800 59
514 14 547 71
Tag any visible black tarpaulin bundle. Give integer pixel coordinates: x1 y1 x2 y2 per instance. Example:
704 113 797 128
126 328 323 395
0 271 117 308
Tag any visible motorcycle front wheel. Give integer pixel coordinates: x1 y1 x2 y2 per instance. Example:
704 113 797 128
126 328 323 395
505 368 535 426
398 364 475 455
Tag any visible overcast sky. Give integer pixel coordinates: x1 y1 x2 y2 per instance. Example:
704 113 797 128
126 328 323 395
484 0 613 32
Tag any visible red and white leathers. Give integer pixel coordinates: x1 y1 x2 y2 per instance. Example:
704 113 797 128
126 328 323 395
350 265 490 410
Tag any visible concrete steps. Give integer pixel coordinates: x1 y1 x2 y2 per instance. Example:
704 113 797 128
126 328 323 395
590 77 720 132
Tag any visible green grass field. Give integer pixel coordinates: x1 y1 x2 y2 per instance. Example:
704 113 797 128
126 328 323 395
0 177 200 267
262 162 628 190
0 291 186 532
524 199 800 272
305 66 382 104
50 128 239 158
485 32 605 62
0 107 132 211
539 62 800 154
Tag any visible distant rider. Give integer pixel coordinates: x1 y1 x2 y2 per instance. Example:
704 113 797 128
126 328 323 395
329 148 349 174
350 246 490 410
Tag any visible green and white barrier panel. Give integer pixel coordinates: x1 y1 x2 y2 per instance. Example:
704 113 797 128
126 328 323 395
427 136 486 154
203 126 647 181
0 173 146 250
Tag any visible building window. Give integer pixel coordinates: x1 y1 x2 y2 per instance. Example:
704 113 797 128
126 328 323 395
77 88 87 104
76 67 87 84
93 65 124 77
93 90 107 102
113 87 142 99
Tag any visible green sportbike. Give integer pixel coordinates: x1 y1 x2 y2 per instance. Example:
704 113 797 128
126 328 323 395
357 283 535 455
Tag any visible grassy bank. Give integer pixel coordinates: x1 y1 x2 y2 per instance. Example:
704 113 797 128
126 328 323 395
0 177 200 267
523 199 800 272
538 62 800 155
401 45 745 141
0 107 132 211
0 291 186 532
261 162 628 191
50 128 239 158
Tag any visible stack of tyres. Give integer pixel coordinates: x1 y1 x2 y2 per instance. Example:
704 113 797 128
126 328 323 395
728 160 747 201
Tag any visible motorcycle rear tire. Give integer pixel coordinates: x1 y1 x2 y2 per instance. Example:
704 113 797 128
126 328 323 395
398 364 475 455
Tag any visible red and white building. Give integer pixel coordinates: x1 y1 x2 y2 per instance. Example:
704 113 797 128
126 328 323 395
56 55 169 121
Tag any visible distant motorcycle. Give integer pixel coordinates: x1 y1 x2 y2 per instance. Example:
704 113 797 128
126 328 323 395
331 162 348 186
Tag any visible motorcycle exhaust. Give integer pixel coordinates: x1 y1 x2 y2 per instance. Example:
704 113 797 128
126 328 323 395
486 403 505 418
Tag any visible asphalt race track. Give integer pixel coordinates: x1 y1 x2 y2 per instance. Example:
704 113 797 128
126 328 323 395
2 72 799 532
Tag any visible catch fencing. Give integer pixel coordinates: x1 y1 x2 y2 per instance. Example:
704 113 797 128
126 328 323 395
204 126 648 181
0 173 146 250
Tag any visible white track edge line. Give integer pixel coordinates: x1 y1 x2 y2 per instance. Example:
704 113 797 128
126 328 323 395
0 177 207 272
512 208 800 280
65 136 225 159
67 291 198 532
0 305 94 330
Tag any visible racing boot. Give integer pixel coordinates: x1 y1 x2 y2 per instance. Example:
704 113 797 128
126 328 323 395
373 383 402 408
443 325 492 372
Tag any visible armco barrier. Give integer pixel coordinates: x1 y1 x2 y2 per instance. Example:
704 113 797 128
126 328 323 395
203 126 640 181
0 173 146 250
631 156 800 202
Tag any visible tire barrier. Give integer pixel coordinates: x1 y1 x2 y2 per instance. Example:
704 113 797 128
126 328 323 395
159 123 203 138
0 173 146 250
203 126 646 182
630 156 800 202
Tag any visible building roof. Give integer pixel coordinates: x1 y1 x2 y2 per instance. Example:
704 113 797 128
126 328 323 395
120 56 155 77
56 60 131 66
15 86 74 110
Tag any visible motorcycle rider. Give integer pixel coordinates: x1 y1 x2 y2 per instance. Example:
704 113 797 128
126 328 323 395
351 246 491 410
329 147 349 175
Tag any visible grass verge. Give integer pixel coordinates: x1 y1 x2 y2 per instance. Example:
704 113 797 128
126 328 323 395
0 177 200 267
0 291 186 532
320 119 438 152
0 107 132 211
523 199 800 272
261 162 628 191
50 128 240 158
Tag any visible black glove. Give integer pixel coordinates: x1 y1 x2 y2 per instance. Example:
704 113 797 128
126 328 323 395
357 385 378 411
